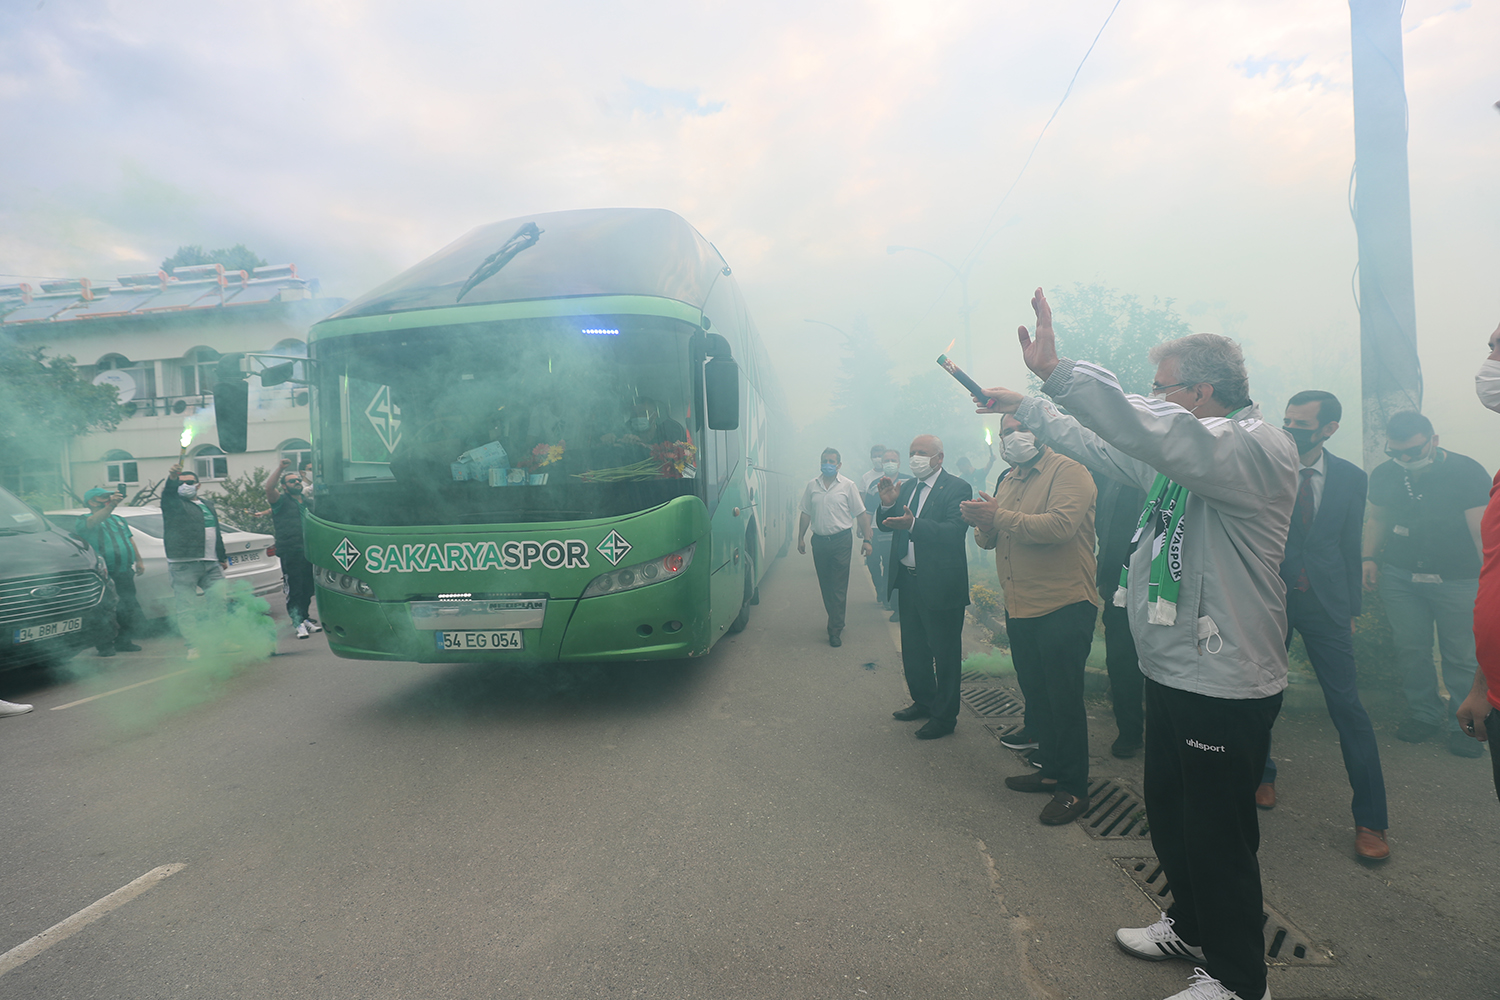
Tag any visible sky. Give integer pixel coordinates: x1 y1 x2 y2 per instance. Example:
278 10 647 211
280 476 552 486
2 0 1497 471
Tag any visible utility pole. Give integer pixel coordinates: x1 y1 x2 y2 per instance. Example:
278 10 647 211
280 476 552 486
1349 0 1423 470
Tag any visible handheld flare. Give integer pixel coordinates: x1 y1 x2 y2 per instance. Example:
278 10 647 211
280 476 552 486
179 424 195 464
936 353 997 410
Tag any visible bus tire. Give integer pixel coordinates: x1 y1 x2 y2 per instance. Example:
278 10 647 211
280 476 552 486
728 563 752 633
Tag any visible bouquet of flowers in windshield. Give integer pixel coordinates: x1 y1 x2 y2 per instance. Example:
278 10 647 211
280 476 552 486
578 440 697 483
518 440 566 471
651 440 696 479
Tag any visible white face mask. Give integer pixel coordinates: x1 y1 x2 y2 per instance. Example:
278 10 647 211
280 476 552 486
1001 430 1040 465
177 483 198 498
1477 359 1500 414
881 460 899 476
1391 439 1435 472
907 455 933 479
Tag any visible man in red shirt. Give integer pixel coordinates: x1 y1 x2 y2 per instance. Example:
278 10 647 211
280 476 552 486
1456 319 1500 800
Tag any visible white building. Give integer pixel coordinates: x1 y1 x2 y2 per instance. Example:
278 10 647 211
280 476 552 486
0 264 344 501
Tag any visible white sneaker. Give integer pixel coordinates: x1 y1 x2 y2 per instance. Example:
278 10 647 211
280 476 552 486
295 621 310 639
1116 911 1206 962
304 619 323 633
0 699 34 717
1163 967 1269 1000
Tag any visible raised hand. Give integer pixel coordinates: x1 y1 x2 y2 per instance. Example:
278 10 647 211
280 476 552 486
1017 287 1060 380
876 475 900 507
973 387 1023 414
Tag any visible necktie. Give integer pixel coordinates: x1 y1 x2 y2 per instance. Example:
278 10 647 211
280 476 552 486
904 481 925 557
1293 468 1314 591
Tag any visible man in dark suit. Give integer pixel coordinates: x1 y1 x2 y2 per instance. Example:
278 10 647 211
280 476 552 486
1262 390 1391 862
877 434 973 739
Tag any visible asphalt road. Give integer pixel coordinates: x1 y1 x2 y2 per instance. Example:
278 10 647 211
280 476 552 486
1 557 1496 1000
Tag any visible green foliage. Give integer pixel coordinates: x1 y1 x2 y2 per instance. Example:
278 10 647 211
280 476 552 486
0 345 127 466
1049 283 1195 395
209 466 274 536
1353 590 1402 691
160 243 268 276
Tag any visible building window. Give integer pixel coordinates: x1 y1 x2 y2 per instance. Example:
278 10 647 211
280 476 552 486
103 449 139 484
279 440 313 472
179 347 222 397
95 353 157 404
192 445 229 481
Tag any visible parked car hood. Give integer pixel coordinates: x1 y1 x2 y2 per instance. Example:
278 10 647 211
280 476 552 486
0 528 103 578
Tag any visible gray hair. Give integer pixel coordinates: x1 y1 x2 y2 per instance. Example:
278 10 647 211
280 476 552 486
1149 334 1250 410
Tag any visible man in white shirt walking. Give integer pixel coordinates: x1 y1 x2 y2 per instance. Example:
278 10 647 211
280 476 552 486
799 448 872 647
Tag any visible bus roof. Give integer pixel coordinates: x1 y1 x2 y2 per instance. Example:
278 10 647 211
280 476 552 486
324 208 729 322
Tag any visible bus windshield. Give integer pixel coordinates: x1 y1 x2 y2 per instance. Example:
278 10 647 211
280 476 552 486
313 316 702 526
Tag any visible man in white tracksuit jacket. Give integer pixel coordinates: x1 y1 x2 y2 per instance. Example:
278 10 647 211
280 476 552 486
979 290 1297 1000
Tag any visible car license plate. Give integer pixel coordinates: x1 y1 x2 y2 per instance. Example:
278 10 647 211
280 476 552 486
437 630 524 651
228 552 262 565
14 617 83 644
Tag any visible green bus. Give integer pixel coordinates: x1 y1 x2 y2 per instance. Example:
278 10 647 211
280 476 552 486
221 208 793 663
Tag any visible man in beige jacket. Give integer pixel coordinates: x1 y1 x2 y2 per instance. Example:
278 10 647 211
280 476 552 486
962 414 1100 825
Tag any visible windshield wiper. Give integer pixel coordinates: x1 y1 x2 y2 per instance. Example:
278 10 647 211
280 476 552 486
456 222 543 302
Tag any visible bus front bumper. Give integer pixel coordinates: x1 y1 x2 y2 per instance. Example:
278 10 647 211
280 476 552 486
317 576 712 663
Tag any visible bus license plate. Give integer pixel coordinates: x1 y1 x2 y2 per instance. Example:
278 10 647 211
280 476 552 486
437 630 523 651
15 617 83 644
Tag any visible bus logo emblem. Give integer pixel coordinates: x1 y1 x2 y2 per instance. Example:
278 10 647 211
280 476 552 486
596 530 631 566
333 537 361 570
364 385 402 453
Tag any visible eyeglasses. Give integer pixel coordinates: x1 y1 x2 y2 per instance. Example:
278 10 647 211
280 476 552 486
1384 439 1431 462
1149 382 1191 398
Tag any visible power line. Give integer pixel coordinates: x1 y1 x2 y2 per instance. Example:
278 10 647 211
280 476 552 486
899 0 1126 333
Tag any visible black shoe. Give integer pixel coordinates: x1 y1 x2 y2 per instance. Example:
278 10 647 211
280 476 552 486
1396 719 1441 743
915 720 955 740
1000 729 1039 750
888 610 900 623
828 633 842 647
115 642 142 652
1039 792 1090 825
892 704 930 721
1111 735 1142 758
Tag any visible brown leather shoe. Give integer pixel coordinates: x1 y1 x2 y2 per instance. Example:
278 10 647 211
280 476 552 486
1355 827 1390 861
1254 782 1276 809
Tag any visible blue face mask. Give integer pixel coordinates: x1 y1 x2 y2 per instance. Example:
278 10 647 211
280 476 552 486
820 462 838 478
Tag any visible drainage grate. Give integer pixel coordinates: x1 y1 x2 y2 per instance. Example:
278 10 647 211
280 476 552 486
1079 778 1152 840
1112 858 1337 966
959 686 1025 718
961 670 1007 685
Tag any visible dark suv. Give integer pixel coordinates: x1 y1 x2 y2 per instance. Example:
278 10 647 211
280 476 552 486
0 485 113 672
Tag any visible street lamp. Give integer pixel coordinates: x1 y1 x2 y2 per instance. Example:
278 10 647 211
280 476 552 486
887 244 972 369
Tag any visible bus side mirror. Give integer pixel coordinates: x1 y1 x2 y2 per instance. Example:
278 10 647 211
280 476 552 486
705 356 739 431
259 361 296 386
212 353 250 453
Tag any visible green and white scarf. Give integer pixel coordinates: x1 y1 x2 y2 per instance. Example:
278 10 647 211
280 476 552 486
1115 473 1190 626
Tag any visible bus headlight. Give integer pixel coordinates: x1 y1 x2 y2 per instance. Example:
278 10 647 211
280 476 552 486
316 565 375 599
581 543 695 599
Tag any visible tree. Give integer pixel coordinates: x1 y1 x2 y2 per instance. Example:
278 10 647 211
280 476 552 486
1047 283 1194 395
160 243 268 275
0 345 127 459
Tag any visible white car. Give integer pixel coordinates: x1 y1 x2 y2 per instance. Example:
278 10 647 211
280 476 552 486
47 506 282 622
